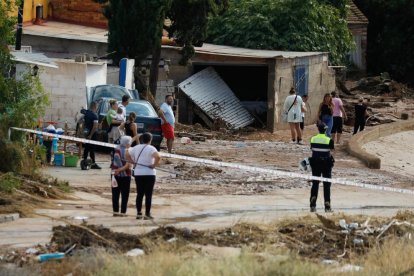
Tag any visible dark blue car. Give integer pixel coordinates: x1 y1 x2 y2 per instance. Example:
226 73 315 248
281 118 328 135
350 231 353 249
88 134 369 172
95 98 163 150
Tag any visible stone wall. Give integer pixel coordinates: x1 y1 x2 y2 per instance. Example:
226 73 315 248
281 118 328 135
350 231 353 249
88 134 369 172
49 0 107 28
347 119 414 169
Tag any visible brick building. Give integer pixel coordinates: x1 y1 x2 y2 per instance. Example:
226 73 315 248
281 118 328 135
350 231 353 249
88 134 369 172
48 0 107 28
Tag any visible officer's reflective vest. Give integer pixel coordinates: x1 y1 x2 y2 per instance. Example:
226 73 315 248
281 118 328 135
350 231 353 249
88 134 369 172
310 133 331 157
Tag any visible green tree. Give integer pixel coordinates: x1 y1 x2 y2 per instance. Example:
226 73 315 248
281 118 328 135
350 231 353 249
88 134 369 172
207 0 354 65
166 0 229 65
96 0 228 99
0 0 49 172
354 0 414 85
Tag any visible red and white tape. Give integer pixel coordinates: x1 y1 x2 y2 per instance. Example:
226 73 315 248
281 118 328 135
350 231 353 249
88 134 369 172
11 127 414 196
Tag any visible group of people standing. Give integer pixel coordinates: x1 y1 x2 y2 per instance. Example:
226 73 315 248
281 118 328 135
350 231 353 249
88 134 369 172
284 88 368 213
81 94 176 220
284 89 368 143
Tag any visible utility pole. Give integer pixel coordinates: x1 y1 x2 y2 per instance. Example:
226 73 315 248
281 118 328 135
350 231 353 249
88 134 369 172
15 0 25 50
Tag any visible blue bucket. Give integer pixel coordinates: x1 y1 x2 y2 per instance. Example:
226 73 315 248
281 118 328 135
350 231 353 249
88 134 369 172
53 152 64 166
52 137 59 152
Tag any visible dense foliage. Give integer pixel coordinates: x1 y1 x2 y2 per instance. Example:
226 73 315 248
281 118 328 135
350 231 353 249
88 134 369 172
0 1 49 172
96 0 228 96
166 0 228 65
97 0 170 66
206 0 354 65
354 0 414 85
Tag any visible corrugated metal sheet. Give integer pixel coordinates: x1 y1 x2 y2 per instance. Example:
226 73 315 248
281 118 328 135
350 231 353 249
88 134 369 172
194 43 326 59
11 52 58 68
179 67 255 129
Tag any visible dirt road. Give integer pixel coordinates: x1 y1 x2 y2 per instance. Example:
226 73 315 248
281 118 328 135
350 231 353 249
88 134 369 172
1 128 414 249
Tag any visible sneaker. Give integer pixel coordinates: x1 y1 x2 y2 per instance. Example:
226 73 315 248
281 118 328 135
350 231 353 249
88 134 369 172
91 163 102 169
310 207 316 213
136 213 143 219
324 202 332 212
144 214 154 220
297 140 303 145
113 212 122 217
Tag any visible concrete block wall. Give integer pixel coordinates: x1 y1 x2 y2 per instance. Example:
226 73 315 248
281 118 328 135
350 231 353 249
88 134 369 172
155 76 175 106
39 59 107 129
347 119 414 169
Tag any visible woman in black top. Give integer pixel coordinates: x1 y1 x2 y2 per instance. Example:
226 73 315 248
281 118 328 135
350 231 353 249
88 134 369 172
317 93 334 137
120 112 138 147
354 97 368 134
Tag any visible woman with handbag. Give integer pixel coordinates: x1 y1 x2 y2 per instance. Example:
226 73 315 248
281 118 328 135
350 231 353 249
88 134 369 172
126 132 161 220
110 136 133 217
283 88 303 144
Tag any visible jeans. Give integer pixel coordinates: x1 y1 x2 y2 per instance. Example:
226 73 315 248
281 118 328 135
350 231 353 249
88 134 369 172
135 175 156 215
112 176 131 213
321 115 333 137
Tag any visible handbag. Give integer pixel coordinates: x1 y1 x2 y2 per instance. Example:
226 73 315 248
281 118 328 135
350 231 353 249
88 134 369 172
133 145 148 172
283 95 297 122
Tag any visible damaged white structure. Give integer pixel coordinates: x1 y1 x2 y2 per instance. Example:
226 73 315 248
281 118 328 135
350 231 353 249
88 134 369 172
162 44 336 132
178 67 255 129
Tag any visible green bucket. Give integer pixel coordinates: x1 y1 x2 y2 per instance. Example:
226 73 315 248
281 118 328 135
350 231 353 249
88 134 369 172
65 154 79 167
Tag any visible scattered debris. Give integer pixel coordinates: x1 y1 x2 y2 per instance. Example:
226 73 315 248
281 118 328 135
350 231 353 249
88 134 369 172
336 264 363 272
125 248 145 257
178 67 255 130
37 252 65 262
350 73 414 98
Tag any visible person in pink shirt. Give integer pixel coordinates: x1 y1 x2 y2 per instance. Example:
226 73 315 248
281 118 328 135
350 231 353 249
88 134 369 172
330 91 347 144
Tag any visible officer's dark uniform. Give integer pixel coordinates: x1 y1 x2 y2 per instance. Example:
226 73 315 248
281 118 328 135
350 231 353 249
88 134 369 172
309 123 335 212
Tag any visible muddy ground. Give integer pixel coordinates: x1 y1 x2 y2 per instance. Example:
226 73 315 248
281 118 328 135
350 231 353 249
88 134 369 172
1 78 414 274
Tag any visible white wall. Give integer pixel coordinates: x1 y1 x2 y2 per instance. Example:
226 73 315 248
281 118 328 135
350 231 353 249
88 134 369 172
107 66 120 85
39 59 107 129
273 54 335 131
86 62 107 87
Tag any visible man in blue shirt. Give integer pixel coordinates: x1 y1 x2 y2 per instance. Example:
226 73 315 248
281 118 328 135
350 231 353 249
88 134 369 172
83 101 101 169
159 95 175 153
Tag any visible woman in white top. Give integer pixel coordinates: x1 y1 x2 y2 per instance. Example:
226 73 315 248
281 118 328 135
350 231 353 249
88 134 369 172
126 132 161 220
283 88 303 144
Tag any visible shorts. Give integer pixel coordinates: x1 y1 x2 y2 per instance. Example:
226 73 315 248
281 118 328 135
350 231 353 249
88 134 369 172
161 123 175 139
331 116 343 134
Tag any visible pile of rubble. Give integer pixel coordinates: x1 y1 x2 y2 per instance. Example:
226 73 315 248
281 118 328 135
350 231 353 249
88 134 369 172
350 73 414 98
2 212 414 270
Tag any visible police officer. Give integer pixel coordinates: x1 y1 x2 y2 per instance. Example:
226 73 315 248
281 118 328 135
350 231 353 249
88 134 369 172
309 122 335 212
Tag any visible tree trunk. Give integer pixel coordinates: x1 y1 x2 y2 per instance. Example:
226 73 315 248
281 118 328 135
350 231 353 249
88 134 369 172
134 66 148 97
149 42 161 98
15 1 24 50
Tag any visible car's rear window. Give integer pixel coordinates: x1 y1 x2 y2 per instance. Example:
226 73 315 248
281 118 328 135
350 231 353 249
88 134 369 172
93 86 128 102
126 102 158 117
